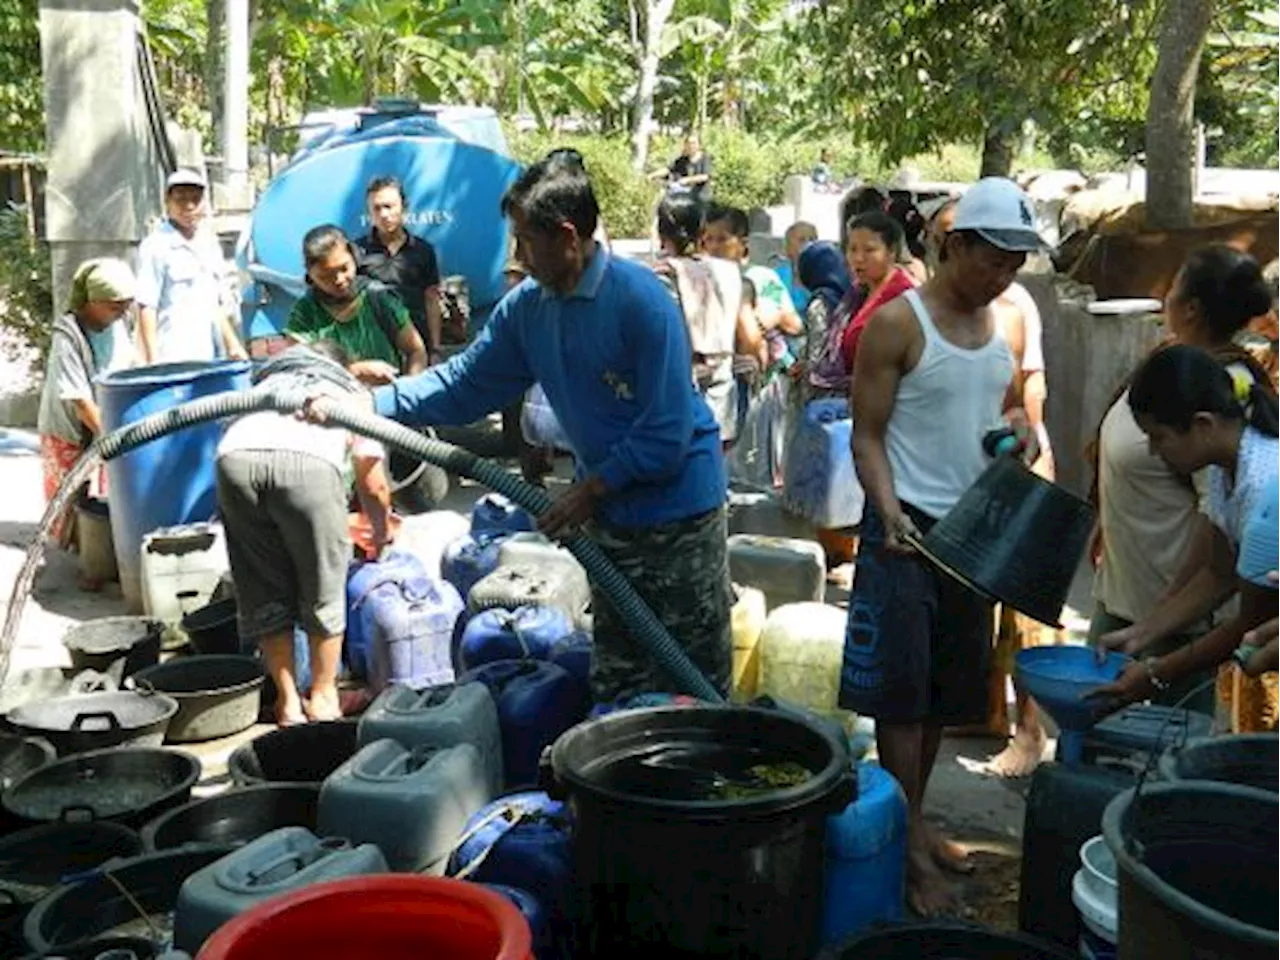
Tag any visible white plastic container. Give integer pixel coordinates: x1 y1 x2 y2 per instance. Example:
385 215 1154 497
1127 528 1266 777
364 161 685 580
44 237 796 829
140 522 230 624
497 533 591 617
727 535 825 611
758 602 846 714
1072 834 1118 959
394 510 471 580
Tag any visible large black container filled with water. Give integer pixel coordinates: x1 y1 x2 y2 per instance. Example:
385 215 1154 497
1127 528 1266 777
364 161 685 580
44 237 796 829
545 705 854 960
1158 734 1278 792
1102 781 1278 960
1019 760 1136 947
918 455 1093 627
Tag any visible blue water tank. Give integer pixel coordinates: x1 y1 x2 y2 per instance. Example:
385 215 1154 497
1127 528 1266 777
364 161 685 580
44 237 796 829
237 106 522 343
98 361 251 611
821 761 908 945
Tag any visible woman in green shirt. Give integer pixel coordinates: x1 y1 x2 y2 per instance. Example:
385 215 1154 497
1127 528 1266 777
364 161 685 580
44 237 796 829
287 224 427 384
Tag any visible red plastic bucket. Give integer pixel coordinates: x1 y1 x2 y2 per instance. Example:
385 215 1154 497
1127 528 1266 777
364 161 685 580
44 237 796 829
197 875 533 960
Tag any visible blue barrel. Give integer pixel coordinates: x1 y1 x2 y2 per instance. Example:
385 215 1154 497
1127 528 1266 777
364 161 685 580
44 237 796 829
98 361 251 610
821 761 908 945
470 494 536 538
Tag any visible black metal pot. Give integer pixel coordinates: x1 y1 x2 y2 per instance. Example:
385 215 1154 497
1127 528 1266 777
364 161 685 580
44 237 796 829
131 656 265 743
22 846 232 954
1 747 200 829
5 691 178 756
61 617 163 687
141 783 320 851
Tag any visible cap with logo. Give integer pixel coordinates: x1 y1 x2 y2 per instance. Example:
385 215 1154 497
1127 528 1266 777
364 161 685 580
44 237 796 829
951 177 1044 252
165 168 207 193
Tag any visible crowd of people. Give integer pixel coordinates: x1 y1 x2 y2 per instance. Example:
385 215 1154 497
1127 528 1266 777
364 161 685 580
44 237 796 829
35 144 1279 917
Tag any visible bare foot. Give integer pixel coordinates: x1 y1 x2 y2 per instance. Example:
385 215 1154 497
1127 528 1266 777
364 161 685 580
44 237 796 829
922 821 975 875
985 726 1047 779
275 702 307 727
306 686 343 722
907 832 963 917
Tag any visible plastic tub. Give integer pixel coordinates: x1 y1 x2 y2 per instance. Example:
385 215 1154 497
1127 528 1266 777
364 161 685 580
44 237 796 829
1103 781 1278 960
197 875 533 959
131 655 265 743
98 361 251 611
546 705 854 959
141 784 321 852
1072 835 1118 958
227 721 358 787
62 617 162 687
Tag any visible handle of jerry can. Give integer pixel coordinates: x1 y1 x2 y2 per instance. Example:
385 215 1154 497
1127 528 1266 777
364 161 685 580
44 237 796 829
244 841 349 885
537 745 567 800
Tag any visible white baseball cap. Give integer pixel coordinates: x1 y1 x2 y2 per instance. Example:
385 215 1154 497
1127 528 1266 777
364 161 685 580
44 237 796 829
166 168 207 192
950 177 1044 252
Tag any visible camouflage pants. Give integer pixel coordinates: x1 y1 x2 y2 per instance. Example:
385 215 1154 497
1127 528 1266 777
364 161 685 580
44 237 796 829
589 506 732 704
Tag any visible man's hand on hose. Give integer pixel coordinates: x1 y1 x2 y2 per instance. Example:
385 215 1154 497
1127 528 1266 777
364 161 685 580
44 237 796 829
300 391 374 425
539 476 607 540
883 508 922 555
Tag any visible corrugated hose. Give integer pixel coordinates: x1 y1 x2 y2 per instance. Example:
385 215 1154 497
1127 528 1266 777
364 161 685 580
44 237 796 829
90 386 724 702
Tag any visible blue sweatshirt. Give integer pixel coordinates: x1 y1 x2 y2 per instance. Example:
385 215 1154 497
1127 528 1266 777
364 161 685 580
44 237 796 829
373 250 726 529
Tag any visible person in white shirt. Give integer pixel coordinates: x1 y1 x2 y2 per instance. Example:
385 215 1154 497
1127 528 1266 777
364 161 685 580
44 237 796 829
136 168 246 364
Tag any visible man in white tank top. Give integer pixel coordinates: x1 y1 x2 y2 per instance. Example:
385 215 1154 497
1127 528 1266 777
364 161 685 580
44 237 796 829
840 178 1044 917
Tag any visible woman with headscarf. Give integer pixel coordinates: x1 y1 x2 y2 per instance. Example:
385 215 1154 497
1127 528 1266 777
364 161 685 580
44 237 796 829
37 258 137 548
792 240 854 404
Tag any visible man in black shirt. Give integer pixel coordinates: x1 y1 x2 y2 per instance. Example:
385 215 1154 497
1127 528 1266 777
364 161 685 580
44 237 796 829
355 176 444 365
666 133 713 202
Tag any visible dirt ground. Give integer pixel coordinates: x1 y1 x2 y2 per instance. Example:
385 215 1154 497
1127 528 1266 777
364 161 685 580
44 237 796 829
0 416 1074 930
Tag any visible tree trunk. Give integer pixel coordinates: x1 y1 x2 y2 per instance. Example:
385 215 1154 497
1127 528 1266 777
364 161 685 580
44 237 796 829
979 122 1018 178
629 0 676 172
206 0 227 153
1145 0 1214 230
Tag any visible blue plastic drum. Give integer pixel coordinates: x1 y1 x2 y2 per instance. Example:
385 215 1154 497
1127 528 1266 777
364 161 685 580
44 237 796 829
97 361 251 610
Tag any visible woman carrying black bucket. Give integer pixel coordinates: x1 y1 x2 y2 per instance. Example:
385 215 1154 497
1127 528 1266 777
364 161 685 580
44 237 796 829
1090 344 1279 716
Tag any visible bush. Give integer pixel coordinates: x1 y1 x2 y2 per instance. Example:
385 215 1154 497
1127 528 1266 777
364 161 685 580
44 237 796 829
0 205 53 366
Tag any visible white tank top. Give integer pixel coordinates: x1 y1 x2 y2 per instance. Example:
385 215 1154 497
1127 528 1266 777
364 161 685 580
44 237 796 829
885 289 1015 519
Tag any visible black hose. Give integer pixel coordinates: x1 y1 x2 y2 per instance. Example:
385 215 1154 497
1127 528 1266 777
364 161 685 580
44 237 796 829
91 387 724 702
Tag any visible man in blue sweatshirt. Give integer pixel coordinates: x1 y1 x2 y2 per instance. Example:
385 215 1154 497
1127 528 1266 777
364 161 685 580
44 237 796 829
312 157 731 703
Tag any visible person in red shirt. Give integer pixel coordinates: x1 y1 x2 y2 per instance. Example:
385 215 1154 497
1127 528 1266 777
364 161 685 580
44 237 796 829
840 211 917 372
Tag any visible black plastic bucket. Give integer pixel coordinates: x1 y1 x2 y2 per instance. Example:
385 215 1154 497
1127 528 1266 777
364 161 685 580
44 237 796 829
61 617 162 687
1158 734 1278 793
918 456 1093 627
1102 781 1278 960
817 922 1078 958
181 597 240 656
546 705 854 960
227 720 358 787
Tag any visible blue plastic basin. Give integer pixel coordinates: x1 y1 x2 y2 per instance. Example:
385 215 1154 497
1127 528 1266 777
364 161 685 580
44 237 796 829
1015 647 1131 733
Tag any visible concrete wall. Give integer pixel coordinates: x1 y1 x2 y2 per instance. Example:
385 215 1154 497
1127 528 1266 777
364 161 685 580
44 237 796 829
1020 271 1166 499
40 0 164 313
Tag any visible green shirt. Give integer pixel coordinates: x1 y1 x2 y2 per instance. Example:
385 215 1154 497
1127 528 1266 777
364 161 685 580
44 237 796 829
285 288 411 367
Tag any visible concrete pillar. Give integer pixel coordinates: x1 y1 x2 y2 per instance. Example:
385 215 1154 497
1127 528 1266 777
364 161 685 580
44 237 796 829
39 0 162 314
220 0 250 207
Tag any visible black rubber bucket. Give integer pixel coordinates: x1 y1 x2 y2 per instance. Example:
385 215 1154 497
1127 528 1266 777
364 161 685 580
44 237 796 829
181 597 241 656
0 820 143 903
140 783 320 851
227 720 358 787
61 617 163 687
1158 734 1278 793
546 705 855 960
817 922 1078 958
918 456 1093 627
1102 781 1278 960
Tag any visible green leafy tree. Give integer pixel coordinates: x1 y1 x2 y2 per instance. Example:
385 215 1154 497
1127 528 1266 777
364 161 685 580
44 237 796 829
798 0 1162 176
0 0 44 152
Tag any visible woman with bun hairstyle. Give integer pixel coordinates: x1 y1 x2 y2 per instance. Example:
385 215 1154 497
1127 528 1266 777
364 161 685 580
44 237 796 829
1090 246 1276 721
1091 342 1278 717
